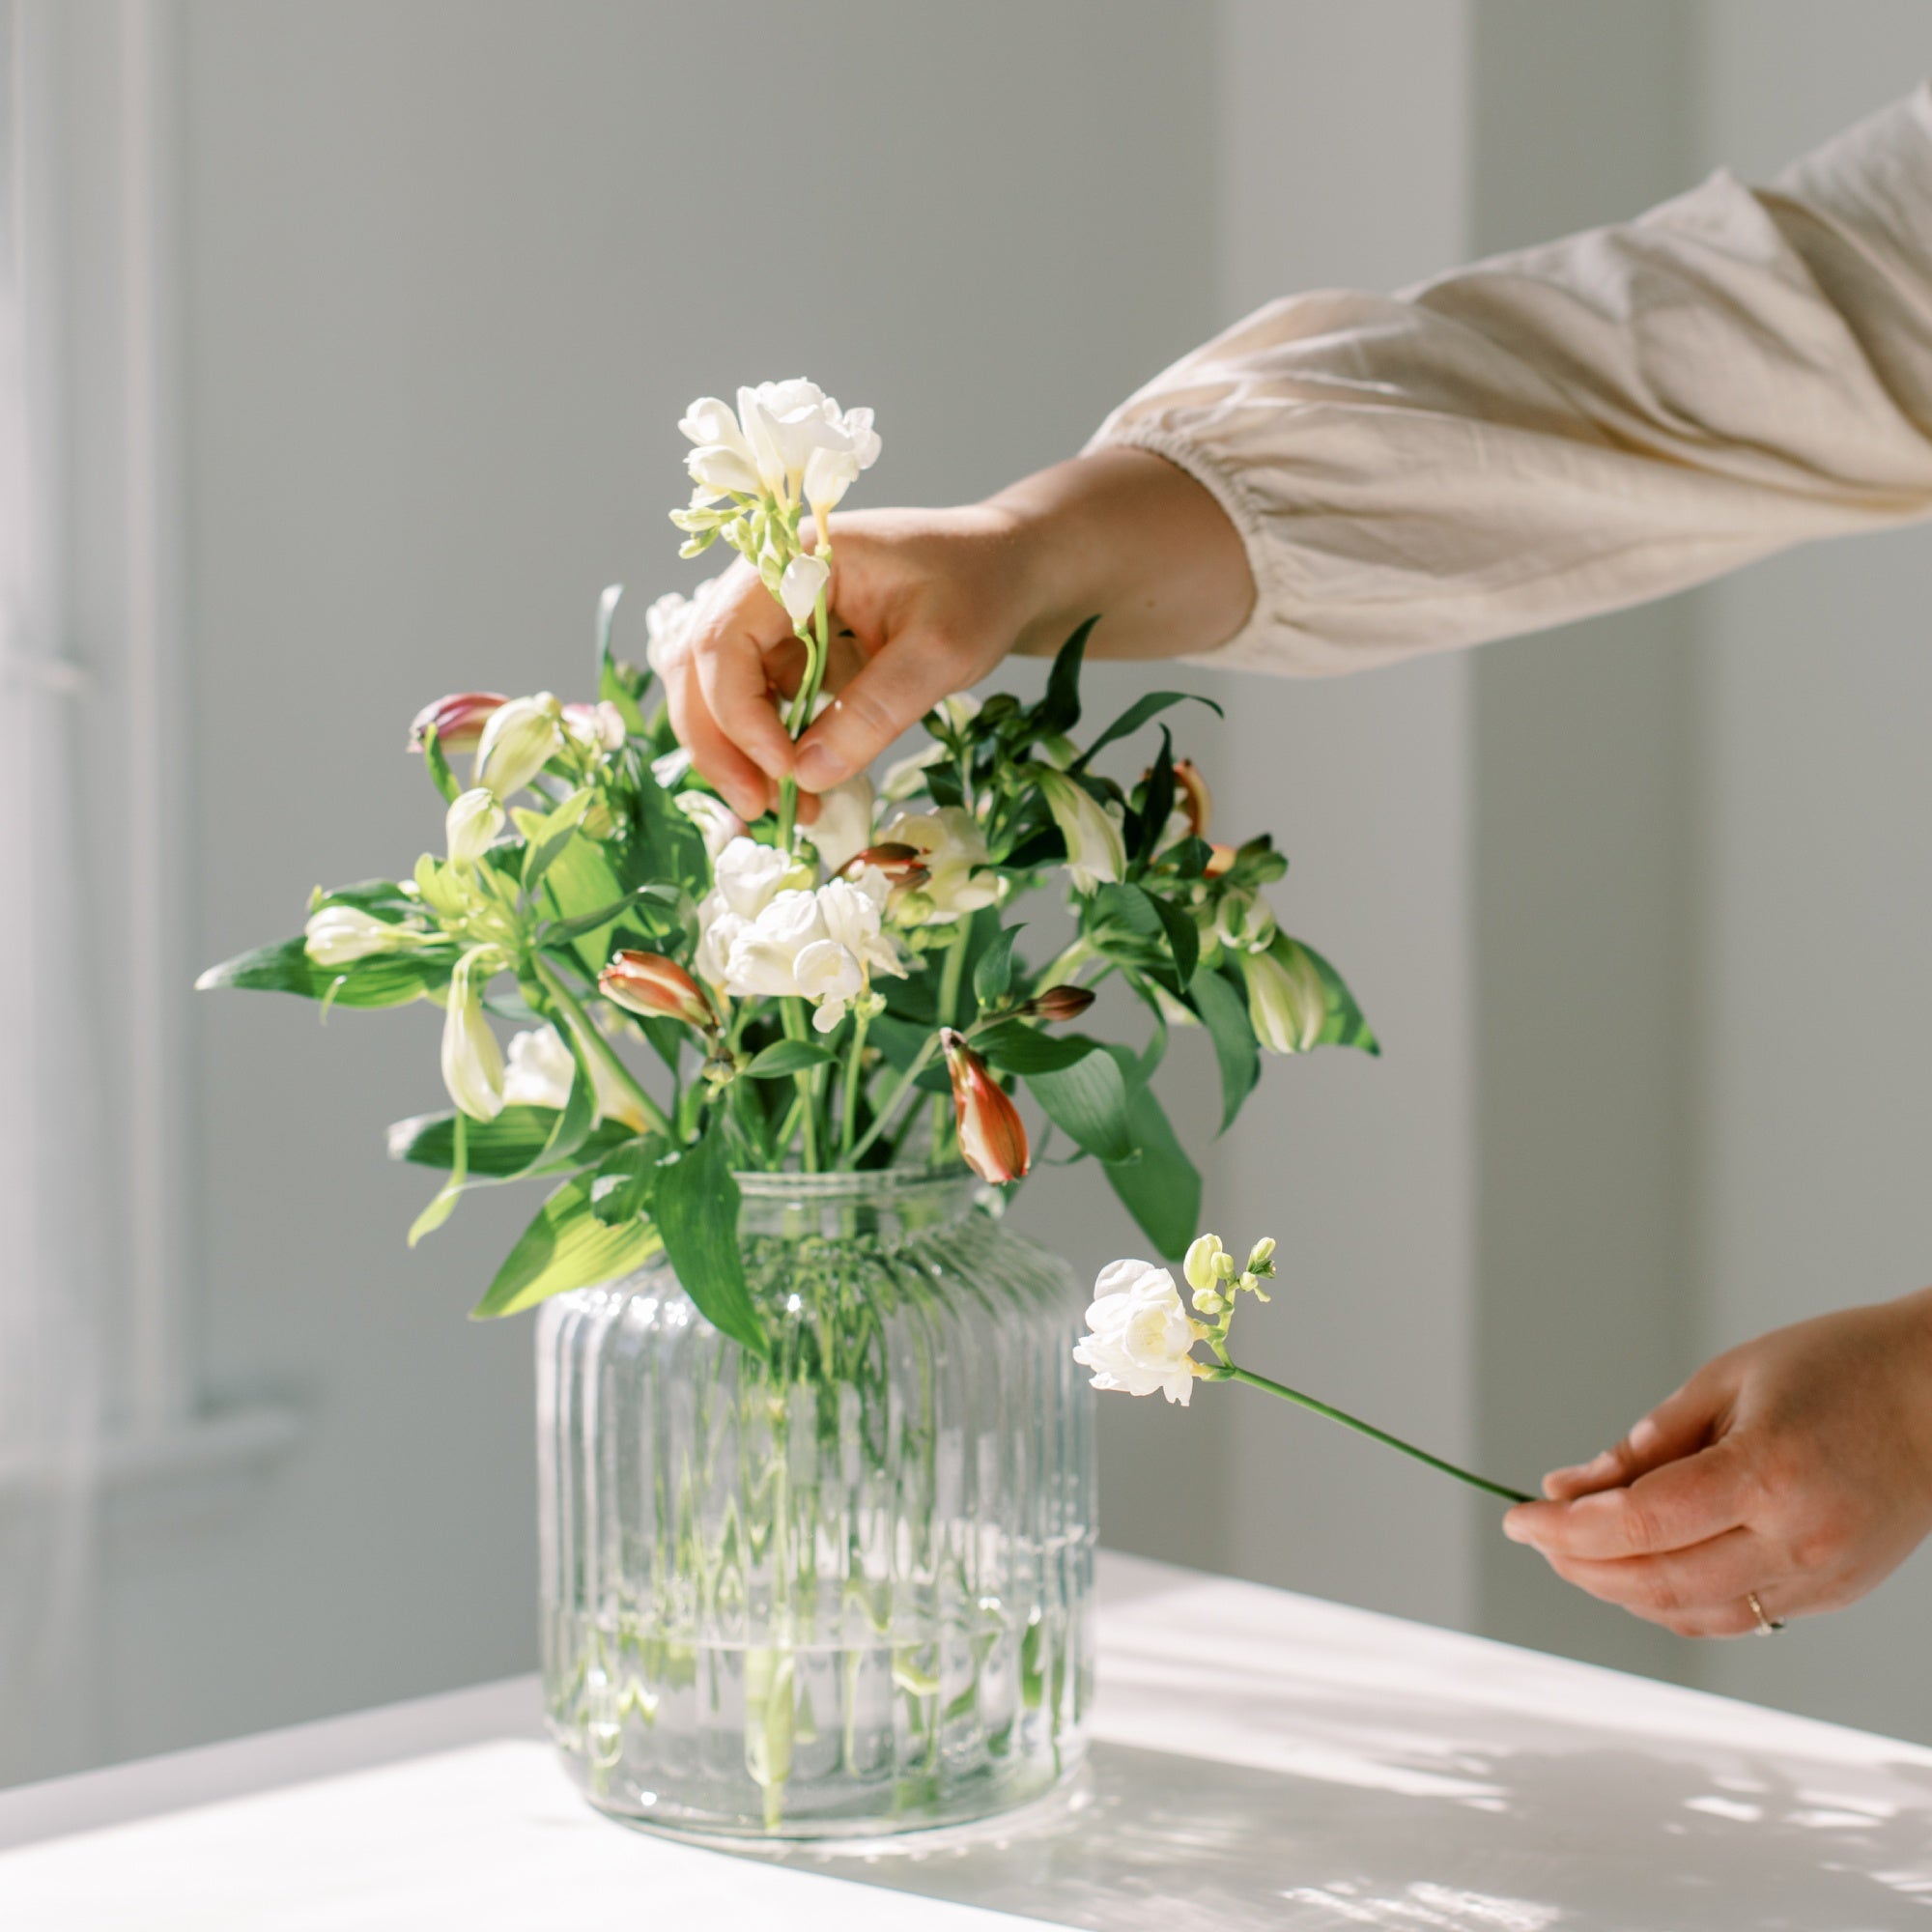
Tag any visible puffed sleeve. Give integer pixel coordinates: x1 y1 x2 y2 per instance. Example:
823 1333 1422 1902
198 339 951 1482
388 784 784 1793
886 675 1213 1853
1090 86 1932 673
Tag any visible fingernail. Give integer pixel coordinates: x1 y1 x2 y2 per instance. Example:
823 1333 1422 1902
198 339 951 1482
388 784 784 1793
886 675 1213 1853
1501 1509 1533 1543
796 744 839 791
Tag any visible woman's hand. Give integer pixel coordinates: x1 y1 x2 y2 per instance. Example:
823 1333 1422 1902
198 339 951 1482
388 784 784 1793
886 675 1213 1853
1504 1289 1932 1634
656 448 1254 821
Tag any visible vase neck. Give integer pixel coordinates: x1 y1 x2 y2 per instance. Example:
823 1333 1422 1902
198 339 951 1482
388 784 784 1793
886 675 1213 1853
733 1167 984 1243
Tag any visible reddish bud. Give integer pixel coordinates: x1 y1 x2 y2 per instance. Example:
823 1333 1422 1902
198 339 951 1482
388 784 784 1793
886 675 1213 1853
941 1028 1030 1183
409 692 507 755
841 843 931 890
598 951 716 1031
1204 842 1237 879
1019 984 1096 1024
1173 759 1213 838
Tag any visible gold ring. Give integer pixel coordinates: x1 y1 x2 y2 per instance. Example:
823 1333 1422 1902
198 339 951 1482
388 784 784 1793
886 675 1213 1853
1747 1590 1784 1635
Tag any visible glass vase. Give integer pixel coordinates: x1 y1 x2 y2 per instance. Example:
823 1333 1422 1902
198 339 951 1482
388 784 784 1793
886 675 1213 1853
536 1167 1095 1839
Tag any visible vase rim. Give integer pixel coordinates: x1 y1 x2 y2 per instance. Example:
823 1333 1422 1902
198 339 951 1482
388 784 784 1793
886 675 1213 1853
732 1163 979 1202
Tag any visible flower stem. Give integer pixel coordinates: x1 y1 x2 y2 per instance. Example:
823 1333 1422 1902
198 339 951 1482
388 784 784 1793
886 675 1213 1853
774 576 833 854
781 997 821 1171
846 1036 939 1167
1223 1364 1532 1504
839 1004 871 1158
531 956 675 1142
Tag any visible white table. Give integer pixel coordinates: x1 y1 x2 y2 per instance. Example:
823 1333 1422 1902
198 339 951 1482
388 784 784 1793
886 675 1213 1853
4 1552 1930 1930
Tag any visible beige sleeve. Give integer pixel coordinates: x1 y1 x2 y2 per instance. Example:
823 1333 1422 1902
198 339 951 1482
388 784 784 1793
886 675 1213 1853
1090 86 1932 674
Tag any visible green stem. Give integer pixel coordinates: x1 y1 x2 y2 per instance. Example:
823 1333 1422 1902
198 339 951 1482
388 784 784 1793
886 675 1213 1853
773 574 834 854
781 997 820 1171
839 1004 871 1159
532 956 675 1141
1225 1364 1531 1504
847 1036 940 1167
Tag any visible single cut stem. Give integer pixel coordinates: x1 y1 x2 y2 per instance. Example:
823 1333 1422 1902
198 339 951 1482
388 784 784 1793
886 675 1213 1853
532 956 675 1141
927 926 971 1160
845 1035 939 1167
840 1004 871 1158
781 997 820 1172
1225 1364 1532 1504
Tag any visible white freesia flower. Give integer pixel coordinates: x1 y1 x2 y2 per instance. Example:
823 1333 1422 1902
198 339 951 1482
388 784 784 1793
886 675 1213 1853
440 952 505 1122
695 836 795 986
445 787 504 867
678 398 761 503
792 939 866 1029
804 442 861 525
674 789 747 859
806 776 876 877
643 577 723 677
474 693 563 799
878 807 997 921
501 1023 647 1129
780 551 830 626
725 890 827 1000
722 875 904 1032
1037 769 1127 895
302 904 430 968
1072 1260 1202 1406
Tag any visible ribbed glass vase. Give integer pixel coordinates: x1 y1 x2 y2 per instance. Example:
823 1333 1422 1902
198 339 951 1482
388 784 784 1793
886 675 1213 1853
536 1167 1095 1839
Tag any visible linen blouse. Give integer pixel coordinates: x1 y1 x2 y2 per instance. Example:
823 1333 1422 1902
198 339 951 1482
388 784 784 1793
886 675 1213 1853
1091 86 1932 673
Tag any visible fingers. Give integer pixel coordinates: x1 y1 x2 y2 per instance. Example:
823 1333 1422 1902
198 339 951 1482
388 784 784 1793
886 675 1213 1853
674 569 800 815
1535 1525 1773 1636
794 630 967 793
1542 1376 1724 1500
661 653 773 824
1504 1439 1754 1561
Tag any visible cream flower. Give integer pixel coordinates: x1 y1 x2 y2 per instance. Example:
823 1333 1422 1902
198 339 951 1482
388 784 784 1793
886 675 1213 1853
1247 938 1326 1055
1037 769 1126 895
474 694 564 799
877 806 996 921
1072 1260 1201 1406
440 952 505 1122
779 551 830 626
806 776 876 877
444 787 505 867
302 905 430 969
503 1021 650 1130
674 790 747 860
722 875 903 1032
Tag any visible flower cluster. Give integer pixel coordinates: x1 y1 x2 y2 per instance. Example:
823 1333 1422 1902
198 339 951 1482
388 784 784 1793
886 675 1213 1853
201 377 1378 1345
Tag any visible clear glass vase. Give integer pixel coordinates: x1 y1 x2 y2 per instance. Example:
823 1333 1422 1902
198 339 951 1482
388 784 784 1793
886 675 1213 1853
536 1167 1095 1840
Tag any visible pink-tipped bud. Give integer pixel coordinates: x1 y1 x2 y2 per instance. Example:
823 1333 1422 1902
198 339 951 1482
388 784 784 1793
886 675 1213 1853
1173 759 1213 838
841 843 931 890
409 692 506 755
941 1028 1030 1184
1204 842 1236 879
1019 984 1095 1025
599 951 716 1031
562 699 627 752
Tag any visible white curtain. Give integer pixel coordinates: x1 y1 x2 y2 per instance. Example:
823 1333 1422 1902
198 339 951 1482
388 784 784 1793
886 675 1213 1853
0 0 106 1784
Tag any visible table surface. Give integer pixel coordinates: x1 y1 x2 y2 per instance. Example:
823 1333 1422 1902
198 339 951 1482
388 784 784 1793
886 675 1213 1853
4 1551 1931 1930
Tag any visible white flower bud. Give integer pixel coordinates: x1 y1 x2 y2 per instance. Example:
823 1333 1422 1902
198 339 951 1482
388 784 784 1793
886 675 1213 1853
1247 938 1327 1055
474 694 563 799
444 787 504 867
1037 769 1126 896
1183 1234 1228 1297
303 904 427 968
440 952 505 1121
779 551 830 626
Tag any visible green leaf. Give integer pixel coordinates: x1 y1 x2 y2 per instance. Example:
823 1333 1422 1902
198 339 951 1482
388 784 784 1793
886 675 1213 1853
744 1038 836 1079
1190 964 1260 1131
196 936 452 1008
1099 1047 1201 1260
1147 889 1200 989
654 1122 765 1352
520 787 595 895
540 884 683 950
1126 727 1177 867
595 582 653 737
470 1170 662 1319
1033 617 1097 737
515 1003 599 1177
1024 1045 1137 1163
1075 691 1222 771
976 1020 1094 1075
1084 882 1172 984
588 1134 666 1227
386 1107 634 1177
422 724 462 806
1289 939 1381 1056
540 836 636 979
973 923 1022 1009
408 1111 468 1247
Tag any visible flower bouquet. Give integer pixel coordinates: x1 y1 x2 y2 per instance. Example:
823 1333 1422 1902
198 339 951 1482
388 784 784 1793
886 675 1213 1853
199 380 1378 1838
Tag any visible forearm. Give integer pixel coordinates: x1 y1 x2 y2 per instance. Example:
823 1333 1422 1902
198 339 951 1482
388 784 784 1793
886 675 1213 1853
986 447 1254 663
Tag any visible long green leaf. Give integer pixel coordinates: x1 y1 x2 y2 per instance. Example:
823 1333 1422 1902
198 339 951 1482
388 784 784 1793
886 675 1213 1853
744 1038 836 1078
1075 690 1222 770
470 1170 663 1319
386 1107 634 1177
973 923 1023 1009
976 1020 1094 1075
1147 889 1200 989
1032 617 1097 736
1025 1046 1138 1163
588 1134 666 1227
1100 1047 1201 1260
1190 963 1260 1131
654 1122 765 1351
407 1110 468 1246
196 936 452 1008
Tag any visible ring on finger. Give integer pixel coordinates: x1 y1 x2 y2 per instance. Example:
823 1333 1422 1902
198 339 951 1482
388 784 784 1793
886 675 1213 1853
1746 1589 1785 1635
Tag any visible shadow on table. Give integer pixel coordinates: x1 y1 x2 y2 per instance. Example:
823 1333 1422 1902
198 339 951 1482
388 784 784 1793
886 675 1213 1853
768 1736 1932 1931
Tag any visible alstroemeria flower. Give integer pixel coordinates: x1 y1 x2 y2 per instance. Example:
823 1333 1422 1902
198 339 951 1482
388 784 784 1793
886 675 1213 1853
1173 759 1212 838
445 787 505 868
1246 937 1326 1055
599 951 716 1032
1036 769 1126 895
562 700 627 752
408 692 505 755
1072 1259 1201 1406
440 952 505 1122
940 1029 1029 1183
303 905 431 969
1211 886 1276 957
674 790 746 860
474 694 564 799
877 807 996 922
499 1023 648 1130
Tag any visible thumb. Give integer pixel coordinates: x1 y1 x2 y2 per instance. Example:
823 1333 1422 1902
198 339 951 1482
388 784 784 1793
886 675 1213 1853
1541 1372 1725 1500
794 633 966 793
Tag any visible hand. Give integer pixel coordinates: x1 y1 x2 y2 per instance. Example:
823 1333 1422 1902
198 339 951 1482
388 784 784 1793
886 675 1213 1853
1503 1289 1932 1634
657 448 1254 821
